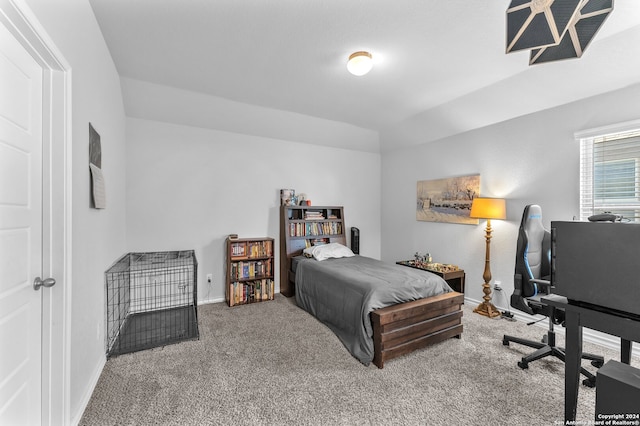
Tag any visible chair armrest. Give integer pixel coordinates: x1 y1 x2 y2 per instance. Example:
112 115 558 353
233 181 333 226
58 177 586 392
529 278 550 287
530 278 553 294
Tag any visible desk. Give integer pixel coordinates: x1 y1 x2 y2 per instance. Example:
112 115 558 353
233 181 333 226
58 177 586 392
542 294 640 423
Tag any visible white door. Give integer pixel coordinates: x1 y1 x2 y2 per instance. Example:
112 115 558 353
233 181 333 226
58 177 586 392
0 18 45 426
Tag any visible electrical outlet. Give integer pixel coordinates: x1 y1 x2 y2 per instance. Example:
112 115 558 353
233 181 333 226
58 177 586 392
494 280 502 291
206 273 212 283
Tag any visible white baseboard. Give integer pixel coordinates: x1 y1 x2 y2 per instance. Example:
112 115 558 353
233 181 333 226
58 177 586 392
71 355 106 426
464 297 639 360
198 297 224 305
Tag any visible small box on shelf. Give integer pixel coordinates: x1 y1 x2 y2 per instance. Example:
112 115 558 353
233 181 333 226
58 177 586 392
230 241 247 258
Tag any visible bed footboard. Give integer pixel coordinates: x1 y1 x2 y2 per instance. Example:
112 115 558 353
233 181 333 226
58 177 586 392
371 291 464 368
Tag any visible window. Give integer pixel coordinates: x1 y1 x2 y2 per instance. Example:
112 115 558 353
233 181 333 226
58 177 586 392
578 121 640 222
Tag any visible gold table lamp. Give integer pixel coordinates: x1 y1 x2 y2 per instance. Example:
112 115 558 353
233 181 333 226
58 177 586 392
470 197 506 318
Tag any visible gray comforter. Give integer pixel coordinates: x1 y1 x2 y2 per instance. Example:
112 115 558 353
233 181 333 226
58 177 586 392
294 255 452 365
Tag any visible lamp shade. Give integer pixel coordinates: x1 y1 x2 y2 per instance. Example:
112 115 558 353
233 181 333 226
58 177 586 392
347 51 373 76
470 197 507 220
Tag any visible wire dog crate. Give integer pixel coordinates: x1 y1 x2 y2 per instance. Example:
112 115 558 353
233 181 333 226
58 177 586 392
105 250 199 357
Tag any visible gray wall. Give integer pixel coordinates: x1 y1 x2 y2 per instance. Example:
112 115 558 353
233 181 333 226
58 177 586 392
380 83 640 309
23 0 128 422
125 117 382 303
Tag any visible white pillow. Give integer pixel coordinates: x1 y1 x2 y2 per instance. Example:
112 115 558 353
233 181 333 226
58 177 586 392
303 243 355 261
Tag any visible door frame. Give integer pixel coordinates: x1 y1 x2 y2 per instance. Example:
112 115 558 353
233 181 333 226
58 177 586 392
0 0 72 424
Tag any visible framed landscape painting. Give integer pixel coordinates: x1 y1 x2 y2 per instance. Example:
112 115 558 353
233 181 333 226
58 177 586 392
416 174 480 224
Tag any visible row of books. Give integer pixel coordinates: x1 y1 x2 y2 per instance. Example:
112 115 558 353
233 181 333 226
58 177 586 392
289 208 341 220
230 259 272 280
230 240 273 259
289 221 343 237
230 279 274 305
301 211 340 220
247 240 273 258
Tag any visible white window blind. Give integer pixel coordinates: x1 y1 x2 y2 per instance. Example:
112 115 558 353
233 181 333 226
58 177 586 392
579 128 640 222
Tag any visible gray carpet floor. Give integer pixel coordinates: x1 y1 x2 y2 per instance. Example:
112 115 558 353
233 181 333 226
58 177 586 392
80 295 629 425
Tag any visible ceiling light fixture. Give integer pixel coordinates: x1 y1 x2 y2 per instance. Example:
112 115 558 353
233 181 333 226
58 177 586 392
347 51 373 76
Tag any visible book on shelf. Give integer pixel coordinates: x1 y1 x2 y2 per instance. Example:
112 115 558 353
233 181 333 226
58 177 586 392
255 278 274 301
230 279 274 305
304 211 325 220
288 221 343 237
230 259 272 280
247 240 273 258
231 242 246 257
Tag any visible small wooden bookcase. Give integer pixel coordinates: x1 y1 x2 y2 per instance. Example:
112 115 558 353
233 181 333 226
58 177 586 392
225 237 275 307
279 205 346 296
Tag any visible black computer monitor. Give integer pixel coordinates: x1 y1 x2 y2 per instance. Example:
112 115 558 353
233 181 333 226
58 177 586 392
551 221 640 317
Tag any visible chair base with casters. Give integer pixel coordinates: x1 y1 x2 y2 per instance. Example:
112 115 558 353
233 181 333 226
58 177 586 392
503 313 604 388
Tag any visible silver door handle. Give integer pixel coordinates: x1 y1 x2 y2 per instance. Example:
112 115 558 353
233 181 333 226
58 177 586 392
33 277 56 290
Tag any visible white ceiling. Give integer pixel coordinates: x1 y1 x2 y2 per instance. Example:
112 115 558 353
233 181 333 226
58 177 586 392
89 0 640 136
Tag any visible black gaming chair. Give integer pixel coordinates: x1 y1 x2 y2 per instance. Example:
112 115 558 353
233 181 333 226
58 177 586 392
502 205 604 387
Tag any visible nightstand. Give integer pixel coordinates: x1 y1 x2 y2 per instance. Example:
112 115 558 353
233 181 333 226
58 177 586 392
396 260 465 294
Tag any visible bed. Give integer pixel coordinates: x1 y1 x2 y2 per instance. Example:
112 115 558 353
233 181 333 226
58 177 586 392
279 205 464 368
293 253 464 367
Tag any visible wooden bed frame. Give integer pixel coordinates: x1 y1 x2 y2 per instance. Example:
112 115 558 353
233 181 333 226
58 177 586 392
279 205 464 368
371 291 463 368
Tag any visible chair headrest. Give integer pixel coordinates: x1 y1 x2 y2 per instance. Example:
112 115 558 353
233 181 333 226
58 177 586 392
523 204 544 235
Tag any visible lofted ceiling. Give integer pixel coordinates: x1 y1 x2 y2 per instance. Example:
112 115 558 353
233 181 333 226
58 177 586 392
89 0 640 142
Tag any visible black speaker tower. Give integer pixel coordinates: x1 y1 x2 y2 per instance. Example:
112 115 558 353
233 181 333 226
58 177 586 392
351 227 360 254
